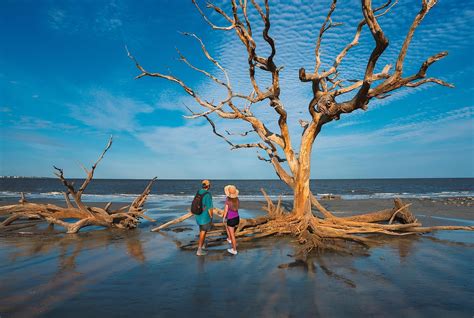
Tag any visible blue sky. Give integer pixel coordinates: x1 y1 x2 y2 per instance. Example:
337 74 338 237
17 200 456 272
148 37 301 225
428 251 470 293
0 0 473 179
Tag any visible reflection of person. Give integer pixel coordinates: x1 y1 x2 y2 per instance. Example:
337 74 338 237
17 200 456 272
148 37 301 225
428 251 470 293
196 179 213 256
223 185 240 255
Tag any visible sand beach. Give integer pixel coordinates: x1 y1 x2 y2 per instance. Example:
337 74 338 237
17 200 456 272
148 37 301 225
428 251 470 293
1 195 473 317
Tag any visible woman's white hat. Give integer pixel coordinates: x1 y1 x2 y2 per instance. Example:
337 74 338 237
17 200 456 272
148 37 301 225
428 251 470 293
224 185 239 198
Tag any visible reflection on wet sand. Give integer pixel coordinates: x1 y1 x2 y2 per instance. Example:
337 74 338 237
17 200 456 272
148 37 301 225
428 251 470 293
1 200 474 317
366 234 420 261
4 229 147 266
0 230 147 318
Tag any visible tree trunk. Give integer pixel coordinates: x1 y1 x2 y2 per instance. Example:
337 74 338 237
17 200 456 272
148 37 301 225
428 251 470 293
292 170 311 218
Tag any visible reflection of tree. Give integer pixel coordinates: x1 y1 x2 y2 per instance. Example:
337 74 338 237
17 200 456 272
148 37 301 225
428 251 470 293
276 231 472 288
58 239 84 271
5 229 147 269
126 237 146 263
278 255 356 288
362 234 421 261
1 231 147 318
275 229 474 297
396 237 418 260
315 256 356 288
424 235 474 248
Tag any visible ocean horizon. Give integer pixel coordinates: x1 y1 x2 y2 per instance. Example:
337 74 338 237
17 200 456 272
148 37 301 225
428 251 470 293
1 177 473 202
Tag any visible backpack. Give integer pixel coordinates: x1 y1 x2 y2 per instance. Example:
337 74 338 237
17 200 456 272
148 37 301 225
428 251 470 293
190 191 209 215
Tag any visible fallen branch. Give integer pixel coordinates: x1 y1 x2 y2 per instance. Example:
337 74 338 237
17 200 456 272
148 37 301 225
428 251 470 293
151 212 193 232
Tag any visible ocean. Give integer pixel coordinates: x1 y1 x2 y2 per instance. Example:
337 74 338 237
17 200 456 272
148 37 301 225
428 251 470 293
0 177 473 202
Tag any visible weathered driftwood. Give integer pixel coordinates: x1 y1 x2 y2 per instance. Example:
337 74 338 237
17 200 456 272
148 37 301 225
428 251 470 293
155 189 473 256
0 137 157 234
151 212 193 232
151 208 228 232
130 1 472 253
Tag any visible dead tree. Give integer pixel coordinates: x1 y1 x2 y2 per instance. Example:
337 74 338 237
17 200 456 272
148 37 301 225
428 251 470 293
130 0 472 255
0 137 157 234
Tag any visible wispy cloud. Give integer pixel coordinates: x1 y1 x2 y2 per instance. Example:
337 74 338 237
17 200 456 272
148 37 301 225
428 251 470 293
69 90 153 132
48 8 66 30
2 131 64 149
13 116 77 131
47 1 124 35
334 119 369 129
134 120 277 178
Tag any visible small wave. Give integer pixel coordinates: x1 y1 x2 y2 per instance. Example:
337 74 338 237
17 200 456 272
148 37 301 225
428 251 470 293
44 191 63 195
341 191 474 200
0 191 21 197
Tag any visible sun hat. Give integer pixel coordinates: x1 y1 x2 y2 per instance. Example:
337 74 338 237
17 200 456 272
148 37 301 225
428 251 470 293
224 185 239 198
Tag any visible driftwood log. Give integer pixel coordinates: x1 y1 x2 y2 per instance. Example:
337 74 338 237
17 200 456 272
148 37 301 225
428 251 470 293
0 137 157 234
154 190 473 257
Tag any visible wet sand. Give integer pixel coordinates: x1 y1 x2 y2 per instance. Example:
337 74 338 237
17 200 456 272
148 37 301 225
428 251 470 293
1 197 473 317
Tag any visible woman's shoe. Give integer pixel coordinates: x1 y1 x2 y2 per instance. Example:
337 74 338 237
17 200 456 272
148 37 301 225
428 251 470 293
227 238 232 244
227 248 238 255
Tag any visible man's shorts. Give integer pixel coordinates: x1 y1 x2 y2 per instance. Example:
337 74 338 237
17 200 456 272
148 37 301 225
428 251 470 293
226 217 240 228
199 222 212 232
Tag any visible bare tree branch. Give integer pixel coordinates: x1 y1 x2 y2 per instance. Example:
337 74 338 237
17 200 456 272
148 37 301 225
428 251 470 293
314 0 338 75
192 0 235 30
126 45 237 120
225 129 254 136
77 136 113 198
394 0 437 77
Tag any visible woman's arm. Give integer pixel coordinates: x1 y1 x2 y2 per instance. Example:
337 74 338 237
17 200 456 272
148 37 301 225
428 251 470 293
223 203 228 219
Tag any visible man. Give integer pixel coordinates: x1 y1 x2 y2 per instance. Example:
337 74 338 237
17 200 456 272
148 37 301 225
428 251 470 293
195 179 213 256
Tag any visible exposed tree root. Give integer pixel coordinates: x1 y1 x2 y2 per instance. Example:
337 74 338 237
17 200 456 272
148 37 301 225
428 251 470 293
154 188 473 257
0 138 157 234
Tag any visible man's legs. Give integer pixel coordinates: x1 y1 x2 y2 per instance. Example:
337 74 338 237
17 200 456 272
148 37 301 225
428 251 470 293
198 230 207 250
197 223 211 256
196 230 207 256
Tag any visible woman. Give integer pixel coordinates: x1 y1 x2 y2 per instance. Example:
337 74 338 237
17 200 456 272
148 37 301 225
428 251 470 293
223 185 240 255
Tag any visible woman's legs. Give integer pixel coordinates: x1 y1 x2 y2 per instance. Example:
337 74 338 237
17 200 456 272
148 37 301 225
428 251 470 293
225 224 231 242
228 226 237 251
